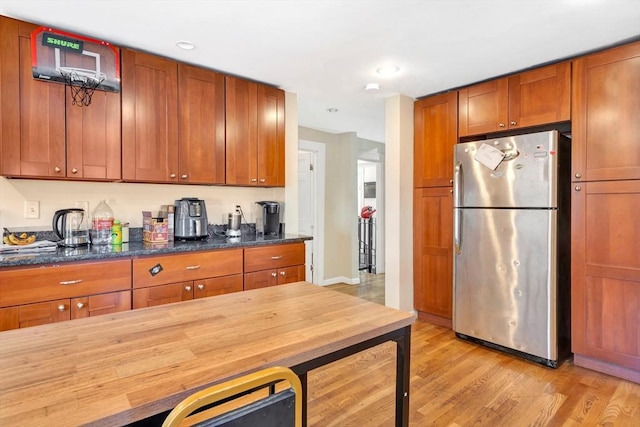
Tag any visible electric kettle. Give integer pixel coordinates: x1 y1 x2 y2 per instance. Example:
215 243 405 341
52 208 90 247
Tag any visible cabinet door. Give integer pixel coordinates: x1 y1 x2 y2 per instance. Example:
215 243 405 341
0 18 65 178
458 78 508 137
71 291 131 319
225 76 258 185
193 274 244 299
178 64 225 184
133 281 193 309
508 61 570 130
257 85 285 187
414 92 457 187
66 85 122 180
121 49 178 182
572 42 640 182
0 299 70 331
277 265 305 285
571 180 640 379
244 270 278 290
413 187 453 326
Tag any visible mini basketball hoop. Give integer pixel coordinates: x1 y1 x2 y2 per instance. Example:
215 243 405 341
59 67 106 106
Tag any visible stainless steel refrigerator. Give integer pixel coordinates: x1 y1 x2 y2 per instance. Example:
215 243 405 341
452 130 571 368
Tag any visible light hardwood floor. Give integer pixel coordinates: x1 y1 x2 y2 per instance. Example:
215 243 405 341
316 273 640 426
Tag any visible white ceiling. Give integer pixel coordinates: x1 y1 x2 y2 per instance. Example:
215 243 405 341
2 1 639 143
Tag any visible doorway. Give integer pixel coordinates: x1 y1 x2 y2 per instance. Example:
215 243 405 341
298 140 325 285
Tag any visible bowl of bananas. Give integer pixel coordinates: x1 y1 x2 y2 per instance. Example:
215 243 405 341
3 228 37 246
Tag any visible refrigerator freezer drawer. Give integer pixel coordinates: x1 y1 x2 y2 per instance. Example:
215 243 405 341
453 208 558 360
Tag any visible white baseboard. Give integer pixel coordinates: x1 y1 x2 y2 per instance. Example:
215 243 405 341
321 276 360 286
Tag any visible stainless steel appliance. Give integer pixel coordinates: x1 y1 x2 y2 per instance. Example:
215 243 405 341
52 208 90 247
226 207 242 237
453 130 571 368
174 198 209 240
255 201 281 235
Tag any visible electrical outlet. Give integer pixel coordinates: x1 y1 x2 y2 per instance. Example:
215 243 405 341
24 201 40 219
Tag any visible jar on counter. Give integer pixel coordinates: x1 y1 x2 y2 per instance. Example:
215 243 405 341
121 222 130 243
111 220 122 245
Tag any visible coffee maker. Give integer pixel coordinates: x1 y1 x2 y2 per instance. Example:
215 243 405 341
255 201 281 236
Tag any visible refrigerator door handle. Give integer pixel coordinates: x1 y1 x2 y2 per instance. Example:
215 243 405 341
454 208 462 255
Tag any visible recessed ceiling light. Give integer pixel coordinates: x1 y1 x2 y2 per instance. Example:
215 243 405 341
176 41 195 50
365 83 380 92
376 64 400 76
326 108 339 113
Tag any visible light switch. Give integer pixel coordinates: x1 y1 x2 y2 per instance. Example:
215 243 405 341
24 201 40 219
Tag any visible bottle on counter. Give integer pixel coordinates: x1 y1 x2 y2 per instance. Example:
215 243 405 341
91 200 114 245
111 220 122 245
121 222 130 243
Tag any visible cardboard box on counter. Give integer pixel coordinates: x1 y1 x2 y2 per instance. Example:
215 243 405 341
142 211 168 243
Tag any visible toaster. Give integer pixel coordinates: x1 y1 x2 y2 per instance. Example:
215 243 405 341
174 198 209 240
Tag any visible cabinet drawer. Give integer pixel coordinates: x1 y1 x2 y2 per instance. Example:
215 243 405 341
0 259 131 308
132 249 243 288
244 243 305 273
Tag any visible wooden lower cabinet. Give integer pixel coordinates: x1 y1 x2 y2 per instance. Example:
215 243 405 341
0 299 69 331
413 187 453 328
71 291 131 319
571 180 640 382
133 274 244 308
244 265 305 290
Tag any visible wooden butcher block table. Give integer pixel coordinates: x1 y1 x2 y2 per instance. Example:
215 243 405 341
0 282 415 426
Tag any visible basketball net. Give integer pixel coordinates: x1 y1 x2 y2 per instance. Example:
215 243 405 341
60 69 105 107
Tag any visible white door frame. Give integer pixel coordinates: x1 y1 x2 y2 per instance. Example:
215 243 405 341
298 139 326 285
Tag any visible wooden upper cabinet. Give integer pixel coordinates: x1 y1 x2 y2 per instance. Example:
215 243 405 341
226 78 285 187
459 62 571 137
257 85 285 187
0 17 121 180
226 76 258 185
572 41 640 182
414 92 458 188
177 64 225 184
121 49 179 183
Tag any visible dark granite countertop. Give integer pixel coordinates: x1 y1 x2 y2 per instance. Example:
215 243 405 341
0 233 312 268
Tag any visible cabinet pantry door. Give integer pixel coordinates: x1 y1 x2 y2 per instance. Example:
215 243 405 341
572 41 640 182
257 85 285 187
413 187 453 327
414 92 457 188
458 78 508 137
571 180 640 380
178 64 225 184
225 76 258 185
121 49 178 182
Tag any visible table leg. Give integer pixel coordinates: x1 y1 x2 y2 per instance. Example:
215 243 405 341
299 372 308 427
395 325 411 427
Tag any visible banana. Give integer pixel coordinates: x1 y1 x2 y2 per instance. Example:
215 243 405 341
3 236 10 245
6 233 36 245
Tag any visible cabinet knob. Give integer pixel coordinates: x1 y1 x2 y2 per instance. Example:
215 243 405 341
510 121 517 126
185 285 192 292
76 302 84 309
251 178 257 182
449 179 453 184
271 272 277 277
279 271 286 276
449 189 453 193
181 174 188 179
71 168 78 174
197 284 204 290
58 304 66 312
169 173 176 178
499 123 505 128
54 167 61 173
575 173 582 179
259 178 266 183
575 186 582 191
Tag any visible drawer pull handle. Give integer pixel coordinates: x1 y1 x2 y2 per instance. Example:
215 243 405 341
271 256 283 260
197 284 205 290
76 302 84 309
271 272 277 277
58 304 66 312
185 265 201 270
185 285 192 292
59 279 82 285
